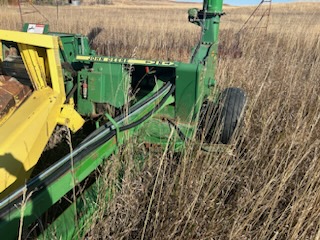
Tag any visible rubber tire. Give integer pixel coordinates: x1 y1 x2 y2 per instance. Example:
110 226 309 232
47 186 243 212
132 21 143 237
216 87 246 144
199 87 246 144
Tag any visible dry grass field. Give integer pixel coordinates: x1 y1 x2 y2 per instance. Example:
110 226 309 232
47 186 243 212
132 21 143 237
0 1 320 239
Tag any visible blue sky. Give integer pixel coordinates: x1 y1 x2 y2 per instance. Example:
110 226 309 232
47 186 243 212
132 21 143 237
176 0 295 5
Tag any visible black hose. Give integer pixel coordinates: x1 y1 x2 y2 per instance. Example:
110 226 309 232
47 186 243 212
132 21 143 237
167 118 216 153
119 85 175 132
0 83 176 216
167 119 187 142
83 82 173 140
65 83 78 104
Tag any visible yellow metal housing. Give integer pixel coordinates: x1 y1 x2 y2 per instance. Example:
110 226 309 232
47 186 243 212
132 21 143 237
0 30 84 198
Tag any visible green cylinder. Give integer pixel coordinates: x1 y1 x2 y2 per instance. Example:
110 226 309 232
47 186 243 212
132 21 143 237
203 0 223 12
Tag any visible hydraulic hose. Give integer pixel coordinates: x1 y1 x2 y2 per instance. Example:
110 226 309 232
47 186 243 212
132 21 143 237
0 82 175 215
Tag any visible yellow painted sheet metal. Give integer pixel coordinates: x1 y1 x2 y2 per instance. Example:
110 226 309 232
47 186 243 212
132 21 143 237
46 48 65 95
0 30 59 49
0 88 64 197
0 31 65 95
0 31 84 198
58 101 85 133
18 43 47 90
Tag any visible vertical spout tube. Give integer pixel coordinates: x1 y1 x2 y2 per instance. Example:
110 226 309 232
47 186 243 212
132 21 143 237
201 0 224 44
204 0 223 13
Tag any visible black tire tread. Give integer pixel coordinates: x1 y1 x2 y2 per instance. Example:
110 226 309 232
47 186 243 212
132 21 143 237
219 87 246 144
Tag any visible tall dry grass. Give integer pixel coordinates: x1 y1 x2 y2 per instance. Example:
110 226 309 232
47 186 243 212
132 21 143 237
0 2 319 239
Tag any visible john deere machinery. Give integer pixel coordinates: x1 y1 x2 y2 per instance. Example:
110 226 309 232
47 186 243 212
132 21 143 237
0 0 246 238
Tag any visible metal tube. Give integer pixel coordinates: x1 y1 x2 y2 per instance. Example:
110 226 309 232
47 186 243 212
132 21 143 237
203 0 223 13
200 0 224 44
191 0 224 64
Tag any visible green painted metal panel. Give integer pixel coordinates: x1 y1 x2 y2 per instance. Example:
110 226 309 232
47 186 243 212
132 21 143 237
76 63 130 115
175 62 199 121
39 181 113 239
205 0 223 13
0 139 117 240
77 69 95 116
88 62 130 108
